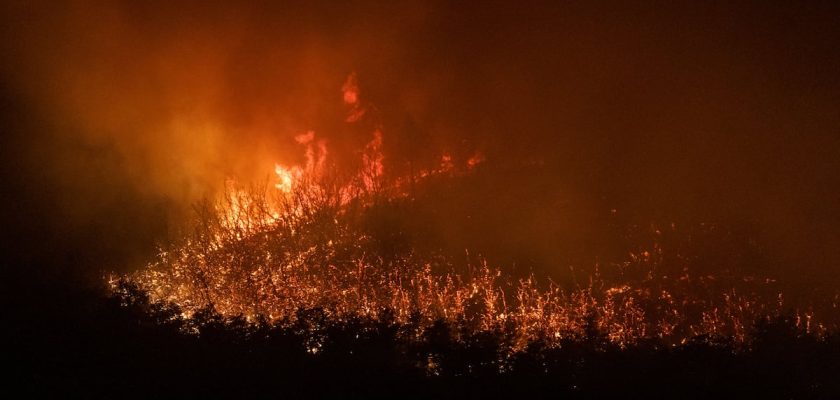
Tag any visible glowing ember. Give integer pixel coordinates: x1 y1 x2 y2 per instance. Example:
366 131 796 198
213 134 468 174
111 74 838 353
116 167 837 351
467 151 485 169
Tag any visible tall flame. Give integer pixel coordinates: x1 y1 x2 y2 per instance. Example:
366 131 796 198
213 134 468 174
342 73 366 122
361 129 384 191
274 164 300 193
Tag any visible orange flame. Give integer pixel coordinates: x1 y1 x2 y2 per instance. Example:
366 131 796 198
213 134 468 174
274 164 301 193
361 129 384 191
342 73 366 122
467 151 485 169
342 73 359 105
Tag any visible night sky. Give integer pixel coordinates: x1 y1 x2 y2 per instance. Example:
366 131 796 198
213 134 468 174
2 1 839 295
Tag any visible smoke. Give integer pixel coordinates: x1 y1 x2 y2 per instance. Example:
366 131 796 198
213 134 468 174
2 1 839 292
0 2 422 201
0 1 432 274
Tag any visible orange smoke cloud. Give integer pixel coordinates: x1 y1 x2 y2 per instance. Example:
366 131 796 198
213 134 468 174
0 2 434 211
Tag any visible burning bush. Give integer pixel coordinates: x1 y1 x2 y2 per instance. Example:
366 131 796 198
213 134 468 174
111 75 837 356
112 157 836 354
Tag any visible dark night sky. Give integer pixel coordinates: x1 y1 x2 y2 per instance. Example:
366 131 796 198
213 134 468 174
2 1 839 293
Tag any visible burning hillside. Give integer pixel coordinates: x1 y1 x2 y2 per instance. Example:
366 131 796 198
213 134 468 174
6 3 840 396
111 76 838 354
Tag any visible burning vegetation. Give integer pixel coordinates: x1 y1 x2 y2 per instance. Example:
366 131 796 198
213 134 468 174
110 77 838 363
6 2 840 396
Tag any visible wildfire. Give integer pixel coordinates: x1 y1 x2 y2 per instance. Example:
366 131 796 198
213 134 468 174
273 131 328 192
342 73 366 122
120 157 836 351
361 129 384 191
112 74 837 354
274 164 300 193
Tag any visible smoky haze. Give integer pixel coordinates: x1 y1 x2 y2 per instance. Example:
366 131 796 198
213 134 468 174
2 1 839 293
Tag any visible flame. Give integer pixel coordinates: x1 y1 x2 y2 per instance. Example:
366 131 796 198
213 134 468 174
342 73 359 105
110 73 837 354
118 201 834 352
361 129 384 191
440 153 454 172
342 73 366 122
273 130 328 194
274 164 301 193
267 73 482 204
119 169 837 352
467 151 485 169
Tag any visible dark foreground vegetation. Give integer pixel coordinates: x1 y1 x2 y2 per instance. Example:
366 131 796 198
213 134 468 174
9 277 840 400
